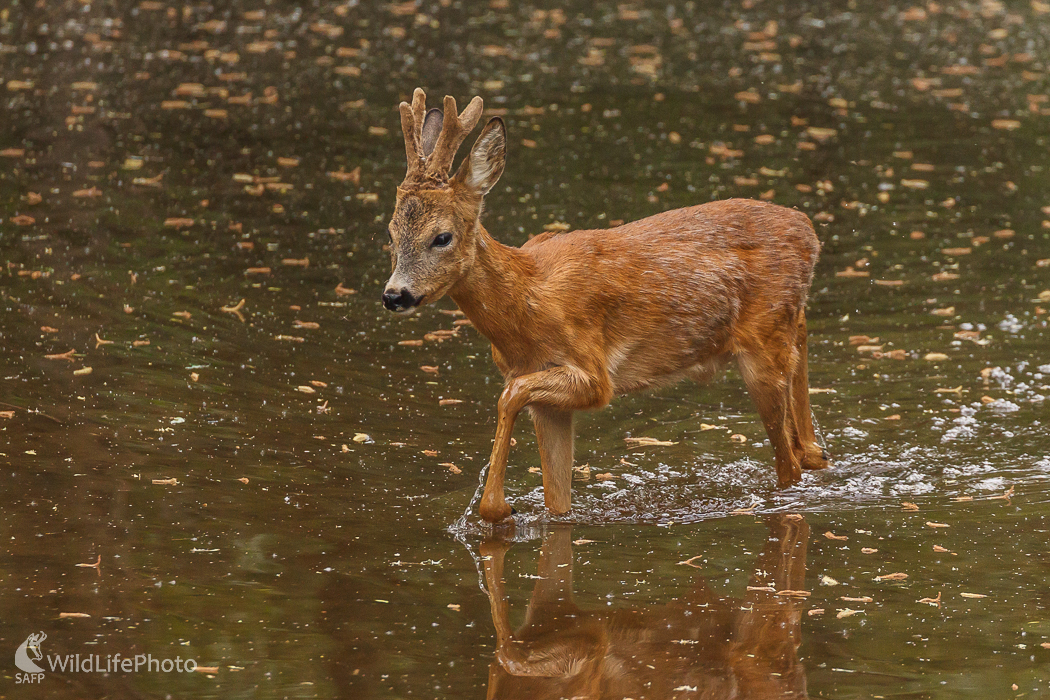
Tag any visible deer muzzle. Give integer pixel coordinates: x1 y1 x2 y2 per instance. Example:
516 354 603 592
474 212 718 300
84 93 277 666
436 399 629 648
382 287 422 312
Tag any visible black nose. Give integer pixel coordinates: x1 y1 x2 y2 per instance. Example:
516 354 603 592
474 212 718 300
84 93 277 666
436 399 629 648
382 288 420 312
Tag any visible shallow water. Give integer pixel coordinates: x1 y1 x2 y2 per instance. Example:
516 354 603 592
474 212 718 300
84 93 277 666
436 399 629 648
1 1 1049 698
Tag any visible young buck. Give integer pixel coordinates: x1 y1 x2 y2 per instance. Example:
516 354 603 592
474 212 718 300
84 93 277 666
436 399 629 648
383 89 828 523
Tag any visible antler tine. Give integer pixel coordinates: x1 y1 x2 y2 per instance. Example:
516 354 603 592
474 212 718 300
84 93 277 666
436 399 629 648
425 94 484 180
399 88 428 179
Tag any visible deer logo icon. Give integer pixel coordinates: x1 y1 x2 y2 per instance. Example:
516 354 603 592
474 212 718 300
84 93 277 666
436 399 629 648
15 632 47 673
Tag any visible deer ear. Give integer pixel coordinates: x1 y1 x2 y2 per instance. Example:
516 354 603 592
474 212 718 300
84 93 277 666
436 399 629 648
453 117 506 195
420 108 443 157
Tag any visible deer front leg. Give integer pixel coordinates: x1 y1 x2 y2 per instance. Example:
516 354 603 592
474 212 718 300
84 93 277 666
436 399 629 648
479 365 610 523
531 407 574 515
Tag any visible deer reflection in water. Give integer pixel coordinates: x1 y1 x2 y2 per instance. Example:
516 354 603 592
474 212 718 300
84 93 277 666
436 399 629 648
481 515 810 700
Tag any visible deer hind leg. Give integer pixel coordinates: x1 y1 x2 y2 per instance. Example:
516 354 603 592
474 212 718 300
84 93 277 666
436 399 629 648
737 331 802 488
531 407 574 515
789 312 829 471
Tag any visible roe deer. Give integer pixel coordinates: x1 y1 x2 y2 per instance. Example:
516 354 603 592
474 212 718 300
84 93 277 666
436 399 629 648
480 515 811 699
383 88 828 523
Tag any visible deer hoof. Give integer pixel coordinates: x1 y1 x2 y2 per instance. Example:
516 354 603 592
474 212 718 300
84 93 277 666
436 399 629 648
479 499 514 524
800 445 831 471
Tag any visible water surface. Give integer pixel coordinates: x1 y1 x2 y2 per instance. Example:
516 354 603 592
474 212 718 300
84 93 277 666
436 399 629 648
1 1 1049 698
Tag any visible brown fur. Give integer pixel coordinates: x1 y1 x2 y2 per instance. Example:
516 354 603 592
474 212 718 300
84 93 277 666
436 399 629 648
386 89 828 523
480 515 811 699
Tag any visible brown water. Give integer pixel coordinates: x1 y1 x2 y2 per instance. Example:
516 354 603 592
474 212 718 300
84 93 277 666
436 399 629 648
1 1 1049 698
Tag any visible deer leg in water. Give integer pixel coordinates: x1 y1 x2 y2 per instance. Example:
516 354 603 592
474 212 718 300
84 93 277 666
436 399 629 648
738 343 802 488
531 407 574 515
479 366 610 523
790 313 830 471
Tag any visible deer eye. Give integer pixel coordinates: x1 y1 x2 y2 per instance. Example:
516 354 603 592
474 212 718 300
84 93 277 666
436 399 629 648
431 232 453 248
386 228 393 243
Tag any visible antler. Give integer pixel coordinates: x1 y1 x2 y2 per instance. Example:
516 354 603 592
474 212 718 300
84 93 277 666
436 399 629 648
399 88 428 182
425 94 484 182
398 88 484 187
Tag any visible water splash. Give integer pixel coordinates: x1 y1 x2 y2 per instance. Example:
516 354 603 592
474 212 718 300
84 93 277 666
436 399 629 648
811 407 830 454
448 462 555 590
449 460 489 536
444 445 1050 540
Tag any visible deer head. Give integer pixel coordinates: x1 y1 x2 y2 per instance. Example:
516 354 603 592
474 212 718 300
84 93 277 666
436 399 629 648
382 88 507 313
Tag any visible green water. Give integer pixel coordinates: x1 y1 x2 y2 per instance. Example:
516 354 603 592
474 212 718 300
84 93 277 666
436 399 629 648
1 1 1048 698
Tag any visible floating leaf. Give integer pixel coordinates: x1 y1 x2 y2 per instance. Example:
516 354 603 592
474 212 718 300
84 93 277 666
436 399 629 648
875 572 908 581
45 349 77 362
991 119 1021 130
806 126 837 141
624 436 678 447
776 590 811 598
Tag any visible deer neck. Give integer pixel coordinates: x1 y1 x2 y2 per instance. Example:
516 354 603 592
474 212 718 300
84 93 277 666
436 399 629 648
449 223 536 361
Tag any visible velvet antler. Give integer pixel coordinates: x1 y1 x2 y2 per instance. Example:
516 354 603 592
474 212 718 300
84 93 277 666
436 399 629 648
399 88 428 182
424 94 484 182
398 88 484 187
